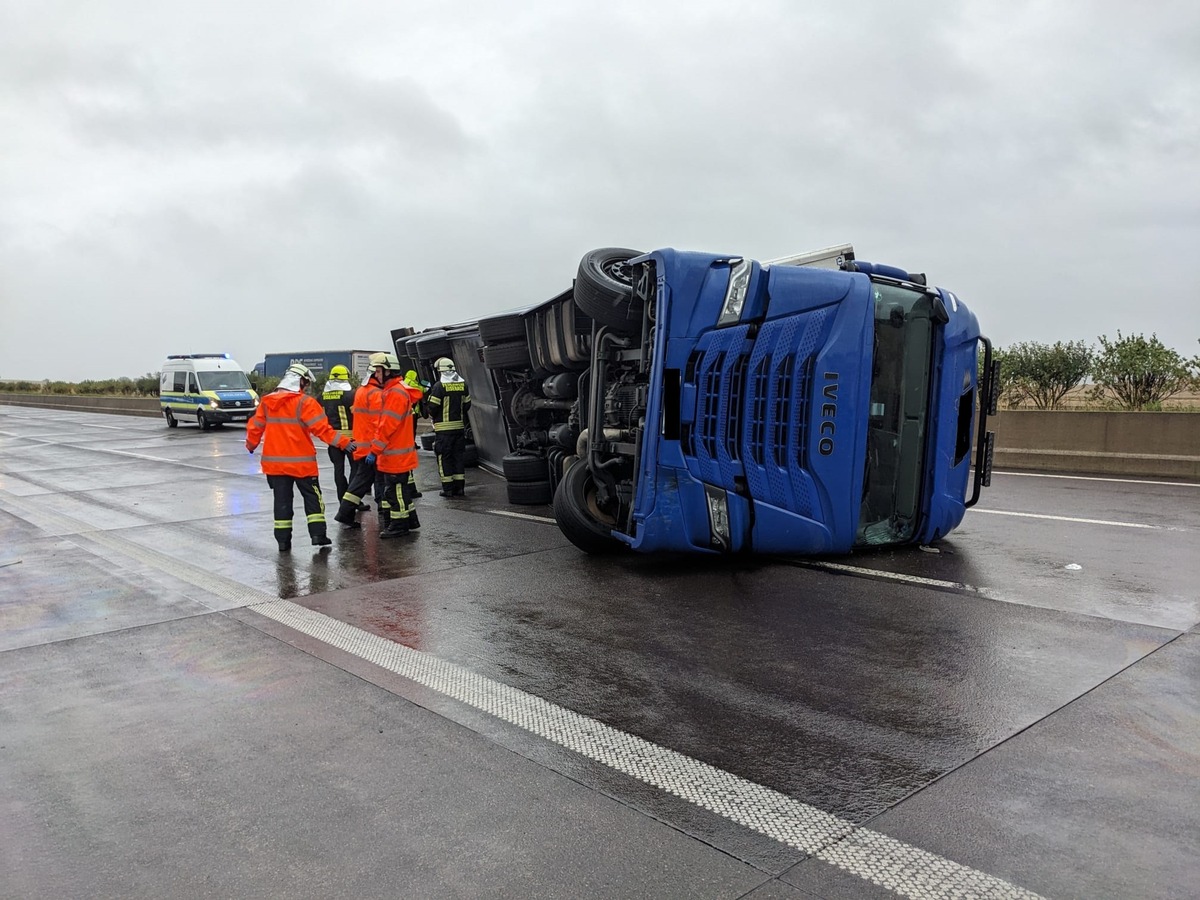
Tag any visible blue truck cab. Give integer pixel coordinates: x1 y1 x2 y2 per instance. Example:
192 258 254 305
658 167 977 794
555 246 997 555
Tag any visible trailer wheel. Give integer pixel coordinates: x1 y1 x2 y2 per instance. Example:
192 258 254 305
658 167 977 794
507 478 552 505
164 409 178 429
478 313 526 344
553 460 624 553
574 247 643 334
414 332 451 361
483 340 532 370
502 452 547 482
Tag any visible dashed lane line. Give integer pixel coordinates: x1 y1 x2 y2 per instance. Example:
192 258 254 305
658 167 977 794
973 508 1182 530
251 599 1044 900
994 470 1200 488
489 509 557 524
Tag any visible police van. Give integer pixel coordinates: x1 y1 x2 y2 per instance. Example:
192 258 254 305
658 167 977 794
159 354 259 430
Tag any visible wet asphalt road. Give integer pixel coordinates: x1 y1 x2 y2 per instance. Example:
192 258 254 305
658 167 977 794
1 405 1197 899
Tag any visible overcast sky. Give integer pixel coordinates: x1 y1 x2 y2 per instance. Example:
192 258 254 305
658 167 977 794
2 1 1198 381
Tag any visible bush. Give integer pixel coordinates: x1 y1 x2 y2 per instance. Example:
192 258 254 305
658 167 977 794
1089 332 1196 410
997 341 1093 410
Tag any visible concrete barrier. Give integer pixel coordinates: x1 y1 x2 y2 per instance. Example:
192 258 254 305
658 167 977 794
993 410 1200 481
3 394 1198 481
0 393 161 418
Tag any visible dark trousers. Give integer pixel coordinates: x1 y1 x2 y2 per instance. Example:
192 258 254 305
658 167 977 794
434 430 467 493
267 474 326 547
383 471 419 528
327 444 351 502
339 458 388 521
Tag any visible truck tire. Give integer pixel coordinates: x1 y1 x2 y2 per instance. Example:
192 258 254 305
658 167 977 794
415 332 451 361
478 313 526 344
507 479 552 505
483 340 531 370
553 460 624 554
502 452 547 482
574 248 643 334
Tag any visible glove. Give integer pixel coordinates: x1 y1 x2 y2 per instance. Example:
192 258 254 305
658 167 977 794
345 440 359 454
246 443 256 454
365 453 377 465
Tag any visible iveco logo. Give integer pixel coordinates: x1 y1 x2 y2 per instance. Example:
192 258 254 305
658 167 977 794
819 372 838 456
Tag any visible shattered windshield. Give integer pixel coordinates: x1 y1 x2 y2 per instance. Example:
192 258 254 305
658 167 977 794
856 282 935 546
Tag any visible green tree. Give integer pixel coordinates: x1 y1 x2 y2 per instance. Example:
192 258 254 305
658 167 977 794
1090 332 1196 410
995 341 1093 409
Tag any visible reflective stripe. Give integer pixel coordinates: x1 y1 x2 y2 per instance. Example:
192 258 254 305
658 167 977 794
262 454 316 463
351 406 374 414
382 446 416 455
306 513 326 523
433 422 466 431
380 409 408 421
273 520 292 528
343 492 361 504
263 414 307 424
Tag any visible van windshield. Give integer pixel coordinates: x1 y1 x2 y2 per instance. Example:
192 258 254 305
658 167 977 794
198 370 252 392
855 282 935 546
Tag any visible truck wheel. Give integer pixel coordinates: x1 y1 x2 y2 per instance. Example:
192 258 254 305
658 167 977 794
502 452 547 482
478 313 526 344
507 479 552 505
574 248 643 334
553 460 623 553
483 340 532 370
197 409 211 431
164 409 178 429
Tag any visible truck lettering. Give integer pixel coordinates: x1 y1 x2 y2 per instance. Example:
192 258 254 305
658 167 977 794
819 373 838 456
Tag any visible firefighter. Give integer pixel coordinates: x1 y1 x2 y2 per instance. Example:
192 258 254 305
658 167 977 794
426 356 471 496
371 355 421 538
246 363 352 552
333 352 388 529
403 369 426 499
321 364 356 505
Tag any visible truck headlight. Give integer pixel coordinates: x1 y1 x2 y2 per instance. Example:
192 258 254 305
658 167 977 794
717 259 752 326
704 485 731 551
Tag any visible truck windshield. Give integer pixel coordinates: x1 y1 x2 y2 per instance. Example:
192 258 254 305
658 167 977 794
198 370 252 391
856 282 935 546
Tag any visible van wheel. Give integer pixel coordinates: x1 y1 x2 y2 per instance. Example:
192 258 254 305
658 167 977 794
574 248 643 334
197 409 211 431
553 460 624 553
164 409 178 428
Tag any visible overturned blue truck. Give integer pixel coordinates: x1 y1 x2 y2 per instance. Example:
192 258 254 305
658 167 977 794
394 244 997 555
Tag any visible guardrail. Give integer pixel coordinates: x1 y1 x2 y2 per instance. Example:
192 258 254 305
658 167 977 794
3 394 1198 481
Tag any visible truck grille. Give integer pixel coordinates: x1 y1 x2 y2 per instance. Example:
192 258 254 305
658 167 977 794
683 308 832 517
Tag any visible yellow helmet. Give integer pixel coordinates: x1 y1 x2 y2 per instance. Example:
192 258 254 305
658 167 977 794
329 364 350 380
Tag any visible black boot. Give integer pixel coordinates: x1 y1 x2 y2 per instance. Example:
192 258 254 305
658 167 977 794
453 481 465 496
333 500 360 528
380 519 410 539
407 510 420 531
311 532 332 547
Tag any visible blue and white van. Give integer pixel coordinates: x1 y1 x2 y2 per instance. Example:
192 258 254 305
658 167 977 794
159 354 259 430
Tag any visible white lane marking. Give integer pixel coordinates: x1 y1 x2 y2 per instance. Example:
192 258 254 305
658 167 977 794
993 470 1200 488
974 508 1164 530
805 561 1006 600
490 509 557 524
252 599 1043 900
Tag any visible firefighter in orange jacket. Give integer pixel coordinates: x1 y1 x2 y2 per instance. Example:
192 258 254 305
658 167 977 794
333 352 388 529
373 356 421 538
246 363 352 552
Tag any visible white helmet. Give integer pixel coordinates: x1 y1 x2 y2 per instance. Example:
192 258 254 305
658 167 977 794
434 357 456 373
285 363 315 383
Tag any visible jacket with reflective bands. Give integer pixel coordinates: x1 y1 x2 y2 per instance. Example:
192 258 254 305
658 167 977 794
426 379 471 432
371 377 418 474
321 387 354 438
246 391 350 477
349 380 383 461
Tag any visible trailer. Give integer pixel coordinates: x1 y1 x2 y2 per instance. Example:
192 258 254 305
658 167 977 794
257 350 386 381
